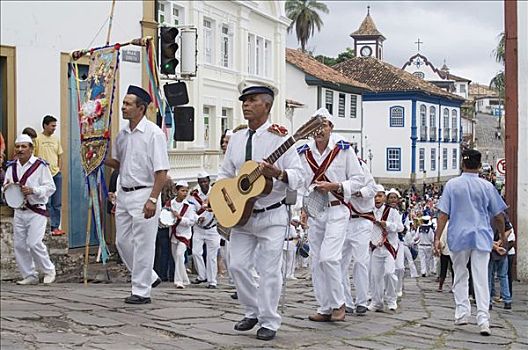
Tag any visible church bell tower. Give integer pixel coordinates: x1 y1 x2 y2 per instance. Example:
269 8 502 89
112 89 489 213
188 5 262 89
350 6 386 59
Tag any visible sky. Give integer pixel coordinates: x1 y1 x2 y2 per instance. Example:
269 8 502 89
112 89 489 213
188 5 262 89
285 1 504 85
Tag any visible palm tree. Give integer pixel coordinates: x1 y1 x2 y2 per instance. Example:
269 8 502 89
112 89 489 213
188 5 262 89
490 33 505 126
286 0 329 52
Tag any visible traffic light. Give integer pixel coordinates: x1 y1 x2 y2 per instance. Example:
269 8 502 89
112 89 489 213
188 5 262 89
160 26 179 75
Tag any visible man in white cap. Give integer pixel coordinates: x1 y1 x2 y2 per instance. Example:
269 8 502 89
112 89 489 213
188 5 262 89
218 80 304 341
340 153 377 316
297 107 365 323
386 188 406 297
3 134 56 285
105 85 170 304
416 215 435 277
368 184 403 312
189 171 221 288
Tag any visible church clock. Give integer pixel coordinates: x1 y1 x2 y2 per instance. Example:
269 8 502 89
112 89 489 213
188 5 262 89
360 46 372 57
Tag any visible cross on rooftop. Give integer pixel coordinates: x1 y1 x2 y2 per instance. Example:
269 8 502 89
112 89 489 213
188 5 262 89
415 38 423 52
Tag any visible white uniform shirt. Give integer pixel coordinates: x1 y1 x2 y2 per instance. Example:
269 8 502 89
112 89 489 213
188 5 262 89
298 133 365 202
373 204 403 247
348 159 377 213
114 117 170 188
188 188 216 228
4 156 56 206
218 121 304 210
169 198 197 241
415 225 435 245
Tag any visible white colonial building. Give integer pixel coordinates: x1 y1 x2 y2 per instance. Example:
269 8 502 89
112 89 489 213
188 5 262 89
159 0 291 179
334 10 465 185
285 48 370 153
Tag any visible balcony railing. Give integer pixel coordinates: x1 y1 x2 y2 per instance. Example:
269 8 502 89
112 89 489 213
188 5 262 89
167 149 224 181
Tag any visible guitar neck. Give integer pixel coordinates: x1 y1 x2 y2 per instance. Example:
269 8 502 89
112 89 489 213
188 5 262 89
264 136 296 164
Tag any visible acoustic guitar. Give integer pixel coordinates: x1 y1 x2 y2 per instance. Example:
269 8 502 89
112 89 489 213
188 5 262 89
210 116 324 228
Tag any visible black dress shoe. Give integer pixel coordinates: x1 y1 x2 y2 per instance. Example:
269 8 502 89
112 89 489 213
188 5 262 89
151 278 162 288
256 327 276 341
355 305 368 315
234 317 258 331
231 292 238 299
191 278 207 284
124 295 151 304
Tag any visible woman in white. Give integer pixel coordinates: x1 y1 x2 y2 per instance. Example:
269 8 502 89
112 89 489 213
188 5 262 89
169 181 197 288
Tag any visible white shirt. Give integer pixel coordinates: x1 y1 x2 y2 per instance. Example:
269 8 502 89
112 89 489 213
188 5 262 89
114 117 170 188
298 133 364 202
218 120 304 210
169 198 197 241
415 225 435 245
348 159 377 213
188 187 216 228
3 155 56 206
507 229 515 255
373 204 403 247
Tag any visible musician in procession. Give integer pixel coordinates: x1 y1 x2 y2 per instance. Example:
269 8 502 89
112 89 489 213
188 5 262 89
416 215 435 277
368 185 403 312
189 172 221 289
386 188 406 297
297 108 365 322
104 85 170 304
3 134 56 285
217 81 304 341
340 152 377 315
167 181 197 289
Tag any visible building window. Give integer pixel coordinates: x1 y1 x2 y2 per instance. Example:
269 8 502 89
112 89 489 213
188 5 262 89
247 33 271 77
172 6 180 25
203 18 214 64
350 95 357 118
325 90 333 114
442 148 448 170
431 148 436 171
420 105 427 140
413 71 425 79
451 109 458 142
452 148 457 169
203 106 212 148
419 148 425 172
389 106 404 127
443 108 450 141
387 148 401 171
459 84 466 93
221 107 232 148
338 93 346 118
429 106 437 141
158 2 166 23
221 25 232 68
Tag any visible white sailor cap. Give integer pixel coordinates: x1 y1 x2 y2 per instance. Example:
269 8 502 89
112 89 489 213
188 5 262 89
421 215 431 222
238 79 278 101
312 107 335 126
15 134 33 145
197 171 209 179
225 130 233 137
176 180 189 187
375 184 385 193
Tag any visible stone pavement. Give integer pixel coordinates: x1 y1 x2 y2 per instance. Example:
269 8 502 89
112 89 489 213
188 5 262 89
475 112 504 166
1 269 527 350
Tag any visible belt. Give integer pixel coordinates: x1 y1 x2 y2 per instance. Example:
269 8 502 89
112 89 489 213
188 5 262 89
419 244 432 246
203 224 217 230
253 200 285 214
285 237 297 241
328 200 342 207
350 215 360 219
121 186 148 192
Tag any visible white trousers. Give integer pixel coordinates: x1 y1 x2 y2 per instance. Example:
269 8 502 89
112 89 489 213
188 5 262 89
404 245 419 278
341 218 372 308
419 245 434 276
451 249 490 326
115 188 160 298
171 240 190 285
370 246 397 308
395 241 405 294
192 227 221 285
309 205 349 314
13 209 55 279
229 206 288 331
282 240 297 279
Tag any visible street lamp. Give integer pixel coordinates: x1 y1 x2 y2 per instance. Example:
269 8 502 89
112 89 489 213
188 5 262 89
368 149 373 173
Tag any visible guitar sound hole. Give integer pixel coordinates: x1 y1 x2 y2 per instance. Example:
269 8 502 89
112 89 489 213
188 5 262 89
239 176 251 193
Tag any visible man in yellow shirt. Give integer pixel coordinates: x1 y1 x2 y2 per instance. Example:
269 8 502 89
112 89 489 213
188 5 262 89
34 115 64 236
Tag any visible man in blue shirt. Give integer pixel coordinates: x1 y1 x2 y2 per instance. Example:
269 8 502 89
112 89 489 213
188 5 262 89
434 149 507 336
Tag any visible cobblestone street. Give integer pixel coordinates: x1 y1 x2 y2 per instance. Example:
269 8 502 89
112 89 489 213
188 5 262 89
1 268 527 350
475 112 505 166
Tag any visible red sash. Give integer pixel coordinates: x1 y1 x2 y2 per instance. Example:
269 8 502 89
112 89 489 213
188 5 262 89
170 203 190 246
191 190 206 215
11 159 49 217
305 147 376 222
370 206 397 259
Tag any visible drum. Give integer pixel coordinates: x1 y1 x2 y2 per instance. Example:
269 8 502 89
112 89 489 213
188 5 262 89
302 186 328 218
159 209 176 226
4 183 25 209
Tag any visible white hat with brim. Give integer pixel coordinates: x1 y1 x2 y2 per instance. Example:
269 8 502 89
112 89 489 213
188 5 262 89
15 134 33 145
197 171 209 179
176 180 189 187
386 188 401 198
312 107 335 126
375 184 385 193
422 215 431 222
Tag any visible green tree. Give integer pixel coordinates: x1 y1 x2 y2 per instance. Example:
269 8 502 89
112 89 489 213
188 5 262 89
286 0 329 52
490 33 505 126
314 47 355 67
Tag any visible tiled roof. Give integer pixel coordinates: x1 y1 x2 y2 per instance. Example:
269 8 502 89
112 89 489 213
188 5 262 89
469 83 498 98
286 48 371 91
350 14 385 39
334 57 465 101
